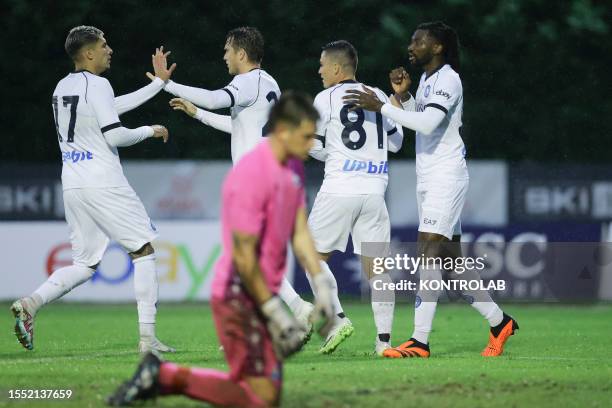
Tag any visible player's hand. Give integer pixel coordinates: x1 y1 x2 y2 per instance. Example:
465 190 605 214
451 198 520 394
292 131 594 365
389 67 411 99
310 273 335 338
146 46 177 83
261 296 308 360
151 125 169 143
342 86 384 112
169 98 197 117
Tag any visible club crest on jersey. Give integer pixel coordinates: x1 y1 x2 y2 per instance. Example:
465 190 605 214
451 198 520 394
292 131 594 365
342 160 388 174
424 85 431 97
62 150 93 163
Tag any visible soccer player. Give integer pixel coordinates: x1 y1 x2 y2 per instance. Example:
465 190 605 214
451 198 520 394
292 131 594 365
165 27 314 334
10 26 176 353
307 41 403 355
343 21 519 358
106 92 334 408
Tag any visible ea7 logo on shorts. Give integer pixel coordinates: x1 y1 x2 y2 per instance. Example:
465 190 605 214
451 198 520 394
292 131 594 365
434 89 451 100
423 217 437 225
62 150 93 163
342 160 388 174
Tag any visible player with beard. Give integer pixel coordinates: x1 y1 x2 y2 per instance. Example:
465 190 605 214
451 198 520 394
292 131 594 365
344 21 518 358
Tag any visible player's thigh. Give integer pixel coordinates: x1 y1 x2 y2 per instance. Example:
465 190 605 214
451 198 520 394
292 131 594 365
211 288 281 388
417 180 468 240
352 194 390 256
63 189 109 267
308 192 354 254
81 187 159 253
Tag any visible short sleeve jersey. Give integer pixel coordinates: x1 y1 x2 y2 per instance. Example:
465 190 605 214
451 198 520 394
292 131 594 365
52 71 130 189
223 69 281 163
313 80 399 195
212 140 306 299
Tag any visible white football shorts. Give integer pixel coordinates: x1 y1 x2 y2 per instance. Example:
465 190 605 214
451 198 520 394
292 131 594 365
63 186 159 267
416 178 469 240
308 192 390 256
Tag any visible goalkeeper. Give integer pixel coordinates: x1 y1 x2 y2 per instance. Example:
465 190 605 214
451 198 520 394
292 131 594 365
108 92 334 407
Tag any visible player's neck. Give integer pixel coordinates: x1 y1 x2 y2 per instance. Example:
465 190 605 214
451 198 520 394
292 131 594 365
237 63 261 75
423 58 445 78
74 62 101 75
267 137 288 164
332 75 356 86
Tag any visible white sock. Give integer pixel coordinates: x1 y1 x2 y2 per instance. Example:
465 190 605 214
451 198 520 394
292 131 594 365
133 254 158 330
32 265 95 312
411 267 443 344
450 268 504 327
471 302 504 327
307 260 344 320
369 274 395 340
279 277 304 313
139 322 155 341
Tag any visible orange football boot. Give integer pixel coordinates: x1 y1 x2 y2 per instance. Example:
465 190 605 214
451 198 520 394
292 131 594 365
383 338 430 358
481 313 519 357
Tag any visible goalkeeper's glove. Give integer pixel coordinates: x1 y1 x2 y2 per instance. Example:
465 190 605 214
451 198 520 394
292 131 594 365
261 296 308 360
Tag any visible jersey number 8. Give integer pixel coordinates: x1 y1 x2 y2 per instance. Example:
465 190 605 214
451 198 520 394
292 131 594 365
340 104 384 150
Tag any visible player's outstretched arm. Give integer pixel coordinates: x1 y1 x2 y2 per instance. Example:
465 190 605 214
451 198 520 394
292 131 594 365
115 47 176 115
291 208 334 337
169 98 232 134
163 81 233 111
380 104 445 136
344 86 445 136
104 124 168 147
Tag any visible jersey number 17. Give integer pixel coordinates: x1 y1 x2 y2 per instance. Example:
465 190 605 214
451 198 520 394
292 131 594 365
52 95 79 143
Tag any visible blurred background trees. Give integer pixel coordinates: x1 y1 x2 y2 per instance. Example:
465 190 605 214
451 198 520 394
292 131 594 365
3 0 610 162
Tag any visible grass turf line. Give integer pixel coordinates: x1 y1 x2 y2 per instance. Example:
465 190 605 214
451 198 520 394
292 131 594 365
1 302 611 407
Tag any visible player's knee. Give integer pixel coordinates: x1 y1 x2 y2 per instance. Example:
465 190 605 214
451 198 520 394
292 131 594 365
418 233 451 259
246 377 280 407
129 243 154 259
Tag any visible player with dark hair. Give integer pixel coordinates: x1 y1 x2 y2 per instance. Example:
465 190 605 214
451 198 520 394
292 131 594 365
344 21 518 358
306 40 404 355
163 26 276 162
11 25 176 353
107 92 335 408
167 26 316 340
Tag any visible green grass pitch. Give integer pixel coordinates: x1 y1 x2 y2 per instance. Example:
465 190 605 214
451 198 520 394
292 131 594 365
1 302 611 407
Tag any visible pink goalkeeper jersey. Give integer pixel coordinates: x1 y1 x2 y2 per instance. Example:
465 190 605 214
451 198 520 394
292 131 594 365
212 140 306 299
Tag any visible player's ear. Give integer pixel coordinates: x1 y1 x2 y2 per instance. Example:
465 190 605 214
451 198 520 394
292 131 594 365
333 63 341 76
432 42 444 56
83 46 94 61
276 123 292 144
238 48 247 63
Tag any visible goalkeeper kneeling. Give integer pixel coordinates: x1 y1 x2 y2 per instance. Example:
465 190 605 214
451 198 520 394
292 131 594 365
107 92 334 407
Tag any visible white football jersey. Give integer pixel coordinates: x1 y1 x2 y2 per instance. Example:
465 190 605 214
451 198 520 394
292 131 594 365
223 69 281 163
313 80 399 195
414 64 468 180
52 71 129 189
